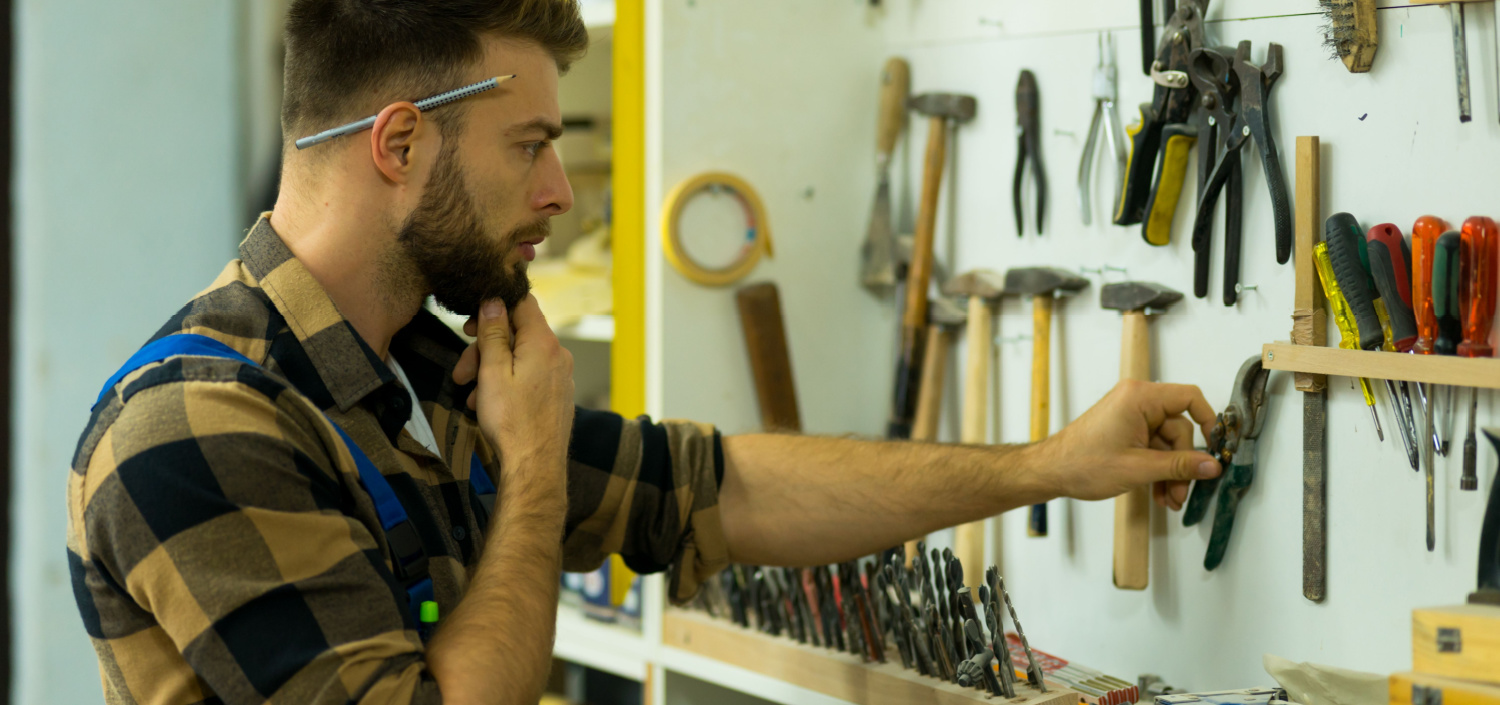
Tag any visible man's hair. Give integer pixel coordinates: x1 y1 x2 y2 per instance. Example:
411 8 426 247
282 0 588 140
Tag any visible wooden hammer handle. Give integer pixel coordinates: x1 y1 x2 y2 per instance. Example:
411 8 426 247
906 323 952 564
1027 294 1054 537
954 296 992 591
736 283 802 433
1112 310 1152 590
876 58 910 161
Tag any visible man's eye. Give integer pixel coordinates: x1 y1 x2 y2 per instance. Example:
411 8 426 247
524 141 550 157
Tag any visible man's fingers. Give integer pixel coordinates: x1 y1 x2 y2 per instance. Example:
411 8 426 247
1154 415 1197 451
1142 383 1218 439
474 299 514 377
453 343 479 385
1127 448 1221 485
1167 481 1190 510
508 295 555 348
463 317 478 338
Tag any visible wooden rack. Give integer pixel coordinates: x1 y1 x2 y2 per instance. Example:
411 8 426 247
660 610 1080 705
1261 343 1500 389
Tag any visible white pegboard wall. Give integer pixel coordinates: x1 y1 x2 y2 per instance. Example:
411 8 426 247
651 0 1500 691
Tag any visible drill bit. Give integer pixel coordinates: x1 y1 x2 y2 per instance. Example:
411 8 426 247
996 576 1047 692
1448 2 1474 122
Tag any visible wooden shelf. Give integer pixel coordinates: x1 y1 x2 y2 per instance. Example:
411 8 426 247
553 606 648 682
1262 343 1500 389
660 610 1077 705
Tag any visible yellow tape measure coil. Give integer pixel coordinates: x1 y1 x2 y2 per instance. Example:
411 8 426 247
662 172 773 287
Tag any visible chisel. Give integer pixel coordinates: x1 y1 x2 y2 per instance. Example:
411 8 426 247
860 58 910 294
1459 216 1498 491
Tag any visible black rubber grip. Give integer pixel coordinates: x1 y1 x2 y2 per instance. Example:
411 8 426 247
1366 224 1418 350
1115 105 1162 227
1435 232 1462 355
1325 213 1383 351
1028 503 1047 537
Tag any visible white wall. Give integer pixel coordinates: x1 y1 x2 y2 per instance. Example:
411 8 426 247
13 1 244 701
653 0 1500 691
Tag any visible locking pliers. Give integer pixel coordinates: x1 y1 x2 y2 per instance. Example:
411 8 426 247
1183 355 1272 571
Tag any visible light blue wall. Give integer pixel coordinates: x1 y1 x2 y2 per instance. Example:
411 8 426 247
13 1 243 701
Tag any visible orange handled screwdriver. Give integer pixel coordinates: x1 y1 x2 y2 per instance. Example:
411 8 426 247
1460 216 1498 492
1412 216 1449 356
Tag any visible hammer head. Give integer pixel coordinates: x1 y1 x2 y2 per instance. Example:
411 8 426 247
929 297 968 328
941 269 1007 301
1002 267 1088 297
909 93 977 122
1100 281 1184 313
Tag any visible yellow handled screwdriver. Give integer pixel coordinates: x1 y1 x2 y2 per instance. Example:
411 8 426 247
1314 242 1385 439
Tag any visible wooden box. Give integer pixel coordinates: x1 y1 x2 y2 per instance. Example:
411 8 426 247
1390 672 1500 705
1413 604 1500 685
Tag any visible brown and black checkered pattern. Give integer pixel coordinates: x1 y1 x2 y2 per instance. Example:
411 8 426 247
67 217 729 704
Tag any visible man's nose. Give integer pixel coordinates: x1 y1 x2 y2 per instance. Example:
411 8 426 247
532 148 574 216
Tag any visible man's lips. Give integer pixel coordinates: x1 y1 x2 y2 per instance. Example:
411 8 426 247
518 237 545 262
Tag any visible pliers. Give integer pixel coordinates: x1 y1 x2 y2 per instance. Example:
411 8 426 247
1115 0 1207 247
1014 69 1047 236
1194 41 1292 270
1078 33 1127 226
1183 355 1271 571
1186 46 1245 305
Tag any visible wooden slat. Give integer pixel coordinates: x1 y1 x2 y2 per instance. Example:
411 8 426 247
1262 343 1500 388
661 610 1077 705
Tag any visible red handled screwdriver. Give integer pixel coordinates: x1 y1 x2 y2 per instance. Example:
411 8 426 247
1460 216 1498 491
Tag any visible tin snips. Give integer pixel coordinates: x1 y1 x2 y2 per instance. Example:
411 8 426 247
1183 355 1272 570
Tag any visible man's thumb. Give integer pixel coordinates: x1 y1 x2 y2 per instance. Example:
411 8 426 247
475 299 513 364
1154 450 1221 483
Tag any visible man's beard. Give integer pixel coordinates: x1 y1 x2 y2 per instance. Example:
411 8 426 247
395 145 547 317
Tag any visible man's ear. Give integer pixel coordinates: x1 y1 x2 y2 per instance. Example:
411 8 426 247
368 101 429 184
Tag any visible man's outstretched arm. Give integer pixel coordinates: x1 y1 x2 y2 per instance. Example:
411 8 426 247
717 380 1223 567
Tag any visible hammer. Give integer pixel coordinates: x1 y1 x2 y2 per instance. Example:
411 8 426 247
905 297 967 564
1100 281 1184 590
888 92 978 440
940 270 1007 591
1003 267 1089 537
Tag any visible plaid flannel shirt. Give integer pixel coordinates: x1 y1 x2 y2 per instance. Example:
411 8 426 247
67 217 728 704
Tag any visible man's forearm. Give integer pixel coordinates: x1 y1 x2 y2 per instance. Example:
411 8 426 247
717 434 1051 566
425 467 565 705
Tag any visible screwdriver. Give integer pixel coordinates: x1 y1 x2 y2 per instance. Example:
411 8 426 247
1325 214 1392 446
1436 232 1464 456
1459 216 1497 492
1314 242 1385 440
1367 223 1424 469
1413 215 1449 456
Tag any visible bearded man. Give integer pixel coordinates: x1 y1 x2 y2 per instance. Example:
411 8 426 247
67 2 1223 704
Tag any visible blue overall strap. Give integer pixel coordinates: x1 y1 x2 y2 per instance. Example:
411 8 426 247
95 334 434 625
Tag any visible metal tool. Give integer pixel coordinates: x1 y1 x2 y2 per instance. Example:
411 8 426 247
1080 33 1127 226
942 271 1007 587
1461 217 1498 490
1004 267 1090 536
1313 241 1385 440
1433 0 1479 122
1102 281 1184 590
1183 356 1272 570
1367 222 1424 471
861 58 911 295
1117 0 1207 246
1014 70 1048 236
1437 232 1464 460
1186 46 1244 304
1293 137 1328 602
994 574 1046 691
887 92 976 440
1195 41 1292 269
1414 216 1452 463
1475 428 1500 605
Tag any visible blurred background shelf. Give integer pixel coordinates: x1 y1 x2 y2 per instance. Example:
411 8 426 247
553 605 648 682
556 314 615 343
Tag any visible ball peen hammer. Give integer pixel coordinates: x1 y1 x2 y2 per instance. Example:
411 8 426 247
940 270 1008 593
887 93 977 440
1100 281 1184 590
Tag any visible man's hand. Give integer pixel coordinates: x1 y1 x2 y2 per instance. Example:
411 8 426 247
1029 380 1222 510
452 296 575 501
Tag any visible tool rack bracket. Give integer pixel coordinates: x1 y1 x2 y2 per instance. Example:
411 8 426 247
1262 343 1500 389
661 610 1079 705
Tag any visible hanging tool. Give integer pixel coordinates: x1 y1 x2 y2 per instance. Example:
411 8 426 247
1004 267 1090 537
1313 241 1385 441
1293 136 1329 602
1080 33 1127 226
736 283 802 433
861 57 911 295
1460 217 1498 491
1431 0 1485 122
1014 70 1048 236
1140 0 1157 77
1320 0 1380 73
887 92 976 440
1116 0 1207 246
994 572 1046 691
1437 231 1464 458
1413 216 1450 463
1323 214 1387 442
1195 40 1293 267
1187 46 1244 304
1475 428 1500 604
904 299 966 564
1102 282 1184 590
1368 223 1424 470
941 271 1007 591
1183 356 1272 571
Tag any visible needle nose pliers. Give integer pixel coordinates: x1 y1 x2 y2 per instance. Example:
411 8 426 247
1013 69 1047 236
1079 33 1127 226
